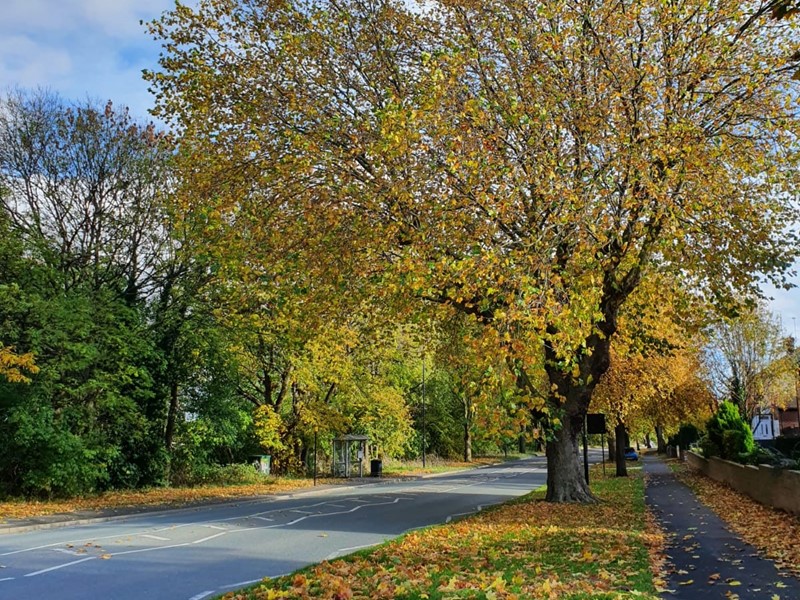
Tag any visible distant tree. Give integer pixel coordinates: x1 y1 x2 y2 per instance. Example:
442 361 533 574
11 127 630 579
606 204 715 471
703 305 794 420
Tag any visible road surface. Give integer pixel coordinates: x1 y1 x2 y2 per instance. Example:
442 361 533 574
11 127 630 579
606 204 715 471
0 456 561 600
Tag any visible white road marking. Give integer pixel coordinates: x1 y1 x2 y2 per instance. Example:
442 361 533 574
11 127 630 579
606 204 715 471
219 578 262 589
141 534 170 541
204 525 226 530
193 532 227 544
112 542 191 557
324 542 380 560
252 516 274 521
188 591 215 600
53 548 85 556
291 510 314 515
0 577 15 582
326 503 346 508
24 557 96 577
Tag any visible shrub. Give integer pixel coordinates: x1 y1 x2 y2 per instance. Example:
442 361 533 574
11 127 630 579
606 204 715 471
669 423 701 450
699 401 754 463
774 435 800 459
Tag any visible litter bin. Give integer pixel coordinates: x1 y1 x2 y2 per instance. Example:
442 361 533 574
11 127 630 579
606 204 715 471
370 459 382 477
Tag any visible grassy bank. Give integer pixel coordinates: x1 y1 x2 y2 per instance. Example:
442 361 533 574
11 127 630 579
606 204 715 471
221 468 661 600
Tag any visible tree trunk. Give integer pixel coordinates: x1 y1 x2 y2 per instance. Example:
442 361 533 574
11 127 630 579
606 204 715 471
607 432 615 462
545 411 595 502
164 380 179 451
656 424 666 454
615 421 628 477
463 423 472 462
644 432 652 449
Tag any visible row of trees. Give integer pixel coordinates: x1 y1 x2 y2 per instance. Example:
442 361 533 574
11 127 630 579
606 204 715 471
0 93 533 497
144 0 800 502
3 0 800 502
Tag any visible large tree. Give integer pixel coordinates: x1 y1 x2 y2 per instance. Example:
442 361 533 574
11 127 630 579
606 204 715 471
148 0 800 501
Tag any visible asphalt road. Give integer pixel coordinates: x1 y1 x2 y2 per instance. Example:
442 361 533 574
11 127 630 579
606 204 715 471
0 456 560 600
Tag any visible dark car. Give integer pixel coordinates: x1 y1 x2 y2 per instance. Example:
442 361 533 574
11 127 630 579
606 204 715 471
624 447 639 461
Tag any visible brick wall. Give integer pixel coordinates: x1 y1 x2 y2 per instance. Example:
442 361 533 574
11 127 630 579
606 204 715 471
686 452 800 517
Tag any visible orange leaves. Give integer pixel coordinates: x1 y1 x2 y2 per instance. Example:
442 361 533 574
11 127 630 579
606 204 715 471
0 344 39 384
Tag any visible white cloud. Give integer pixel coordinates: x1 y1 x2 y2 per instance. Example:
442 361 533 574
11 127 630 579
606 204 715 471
0 0 179 119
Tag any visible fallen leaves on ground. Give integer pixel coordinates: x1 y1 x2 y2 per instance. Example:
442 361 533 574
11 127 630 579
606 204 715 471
0 479 319 521
222 469 661 600
673 462 800 577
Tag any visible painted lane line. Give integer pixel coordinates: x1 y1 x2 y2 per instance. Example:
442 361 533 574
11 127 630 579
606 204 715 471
324 542 381 560
111 542 191 557
204 524 226 530
219 578 262 589
193 531 227 544
291 510 314 515
54 548 85 556
24 557 96 577
188 591 215 600
141 534 170 541
326 503 346 508
0 577 15 582
252 516 274 521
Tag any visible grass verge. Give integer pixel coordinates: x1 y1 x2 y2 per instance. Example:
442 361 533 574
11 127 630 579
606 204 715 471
221 468 661 599
0 478 317 522
381 454 530 477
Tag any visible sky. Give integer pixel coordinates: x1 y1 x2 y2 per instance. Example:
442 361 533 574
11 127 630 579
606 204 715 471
2 0 799 331
0 0 176 120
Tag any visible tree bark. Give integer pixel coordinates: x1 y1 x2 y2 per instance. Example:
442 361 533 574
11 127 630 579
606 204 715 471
607 432 615 462
615 421 628 477
656 424 666 454
545 411 596 502
463 423 472 462
164 380 179 451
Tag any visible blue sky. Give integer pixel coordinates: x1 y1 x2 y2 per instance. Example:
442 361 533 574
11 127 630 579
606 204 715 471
2 0 799 330
0 0 176 120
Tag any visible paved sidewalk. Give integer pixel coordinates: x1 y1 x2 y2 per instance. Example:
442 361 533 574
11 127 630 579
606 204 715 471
644 456 800 599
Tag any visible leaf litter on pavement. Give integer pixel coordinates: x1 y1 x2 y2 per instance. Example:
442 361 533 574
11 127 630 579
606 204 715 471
671 461 800 579
221 468 663 599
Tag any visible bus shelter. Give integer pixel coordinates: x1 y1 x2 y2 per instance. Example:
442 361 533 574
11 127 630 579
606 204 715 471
332 434 368 478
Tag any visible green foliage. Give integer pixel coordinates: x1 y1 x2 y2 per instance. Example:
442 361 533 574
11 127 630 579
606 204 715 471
699 401 755 463
171 462 269 487
774 435 800 459
668 423 702 450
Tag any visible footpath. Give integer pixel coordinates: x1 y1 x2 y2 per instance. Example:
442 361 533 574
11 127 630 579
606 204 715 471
644 455 800 599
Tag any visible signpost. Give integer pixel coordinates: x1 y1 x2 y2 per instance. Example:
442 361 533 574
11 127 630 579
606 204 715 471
585 413 607 480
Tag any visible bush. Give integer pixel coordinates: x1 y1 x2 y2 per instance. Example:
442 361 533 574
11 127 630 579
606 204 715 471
170 462 268 487
774 435 800 459
699 401 754 463
668 423 701 450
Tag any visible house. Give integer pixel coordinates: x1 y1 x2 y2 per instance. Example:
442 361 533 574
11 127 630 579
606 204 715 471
751 413 780 441
778 406 800 436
